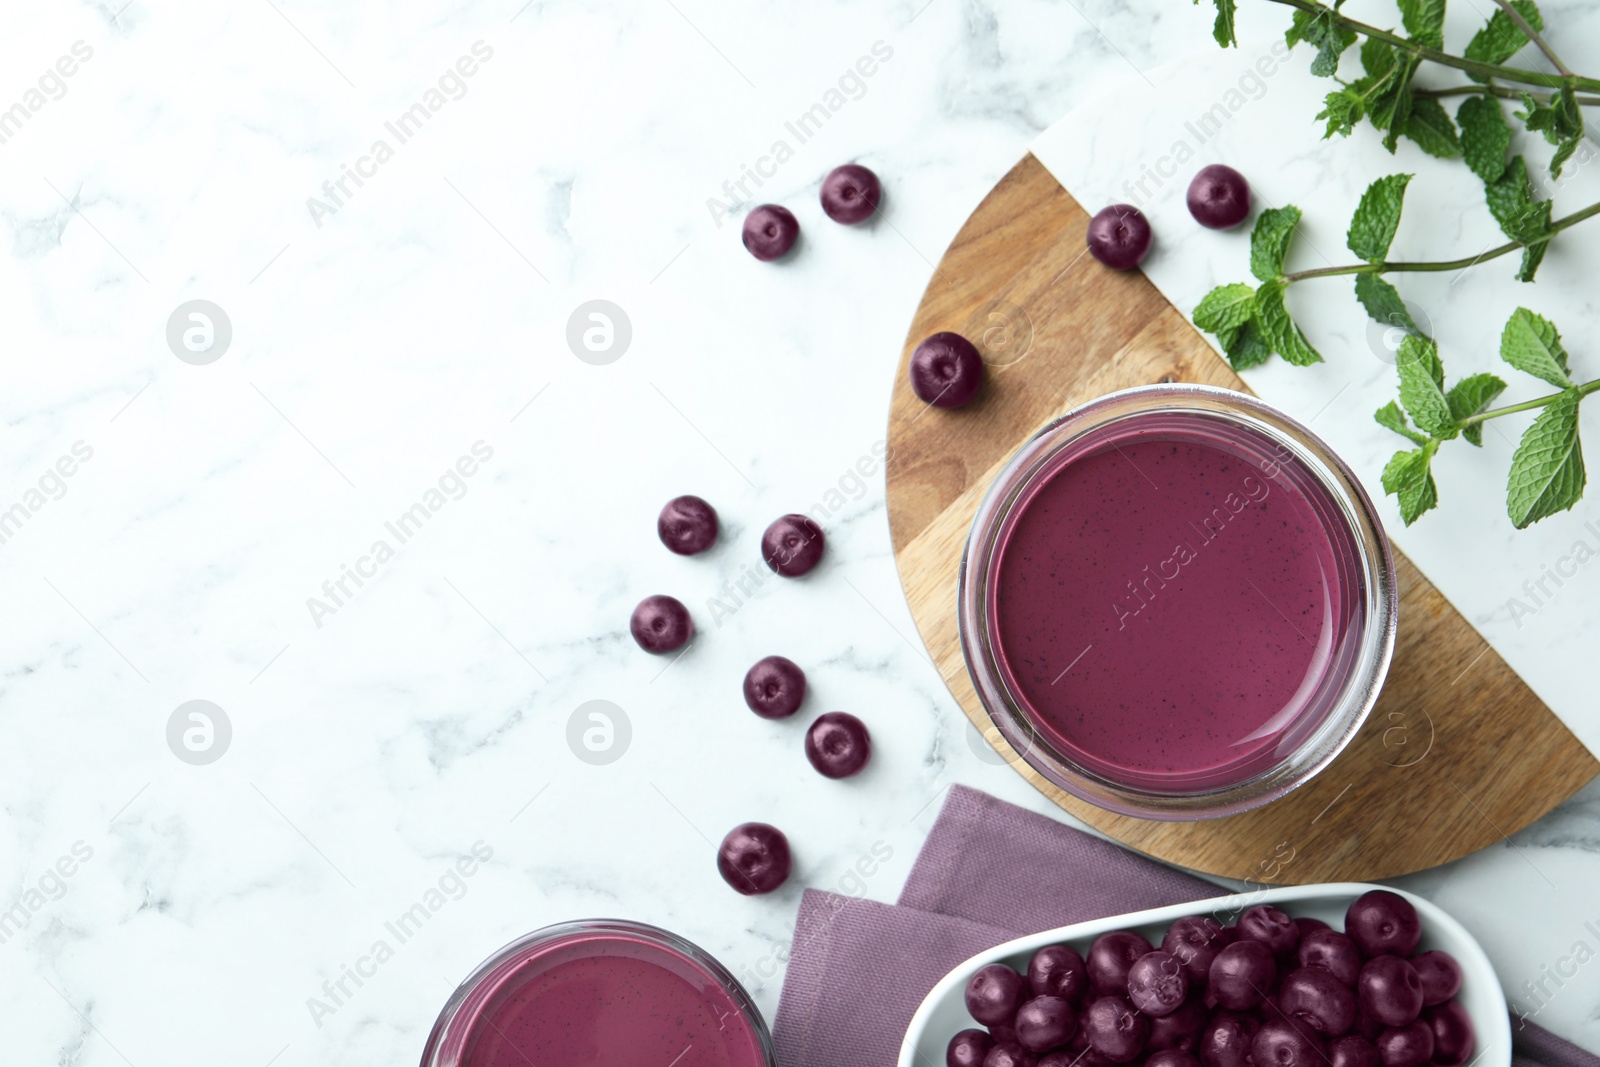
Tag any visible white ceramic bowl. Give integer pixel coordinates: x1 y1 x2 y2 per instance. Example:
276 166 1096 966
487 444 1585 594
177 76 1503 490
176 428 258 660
898 883 1508 1067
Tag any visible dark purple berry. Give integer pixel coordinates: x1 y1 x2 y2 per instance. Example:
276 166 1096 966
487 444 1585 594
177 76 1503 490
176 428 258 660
1238 905 1300 959
1088 931 1153 996
1346 891 1422 959
1299 929 1362 986
910 332 984 408
630 594 692 653
1199 1013 1259 1067
1358 956 1424 1027
1209 940 1276 1010
1128 951 1189 1016
743 655 806 719
821 163 881 224
983 1044 1038 1067
948 1029 995 1067
1147 1051 1201 1067
1423 1002 1474 1067
1279 966 1357 1035
804 712 871 778
716 822 790 894
1409 951 1462 1006
1375 1020 1433 1067
742 204 799 261
1028 944 1089 1004
1329 1034 1381 1067
966 964 1027 1027
1163 916 1229 984
1082 995 1150 1063
761 513 824 577
1015 996 1076 1052
1187 165 1252 229
1252 1019 1327 1067
657 494 719 554
1295 918 1330 938
1148 996 1208 1051
1086 204 1152 270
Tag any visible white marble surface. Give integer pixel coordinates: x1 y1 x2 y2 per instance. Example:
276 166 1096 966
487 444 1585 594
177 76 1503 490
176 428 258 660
0 1 1594 1065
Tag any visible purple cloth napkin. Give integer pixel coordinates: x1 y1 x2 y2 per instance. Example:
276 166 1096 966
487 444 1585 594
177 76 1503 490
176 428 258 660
773 784 1595 1067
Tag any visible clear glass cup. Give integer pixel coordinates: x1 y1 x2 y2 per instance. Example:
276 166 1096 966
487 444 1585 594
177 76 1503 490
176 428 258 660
420 919 778 1067
958 384 1397 820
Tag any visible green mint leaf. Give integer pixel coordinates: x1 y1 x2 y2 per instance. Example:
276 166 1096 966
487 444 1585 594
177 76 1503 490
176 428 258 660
1254 279 1323 366
1521 88 1585 177
1457 96 1512 182
1403 97 1461 158
1515 88 1587 178
1219 319 1273 370
1193 283 1257 334
1518 88 1582 147
1354 274 1420 340
1551 138 1581 179
1396 334 1457 438
1485 155 1537 236
1198 0 1239 47
1361 38 1397 81
1375 399 1430 445
1347 174 1412 262
1507 391 1585 528
1465 0 1544 72
1287 9 1357 76
1250 205 1302 282
1517 240 1551 283
1397 0 1446 48
1381 445 1439 525
1500 307 1572 388
1491 173 1553 281
1485 156 1553 278
1446 373 1509 418
1446 372 1507 446
1553 87 1585 136
1370 56 1421 153
1318 85 1367 138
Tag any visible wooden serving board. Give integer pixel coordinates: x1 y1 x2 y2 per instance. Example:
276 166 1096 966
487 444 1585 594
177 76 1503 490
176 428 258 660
887 154 1599 883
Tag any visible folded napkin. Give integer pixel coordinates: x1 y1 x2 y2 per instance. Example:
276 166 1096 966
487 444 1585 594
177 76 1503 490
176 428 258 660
773 785 1595 1067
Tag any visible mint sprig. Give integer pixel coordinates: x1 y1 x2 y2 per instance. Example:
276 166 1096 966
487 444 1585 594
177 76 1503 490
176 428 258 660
1207 0 1600 181
1191 172 1599 373
1369 308 1596 527
1185 0 1600 528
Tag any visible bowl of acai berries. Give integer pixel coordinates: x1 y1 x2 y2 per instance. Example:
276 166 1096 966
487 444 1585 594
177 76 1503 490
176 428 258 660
899 884 1506 1067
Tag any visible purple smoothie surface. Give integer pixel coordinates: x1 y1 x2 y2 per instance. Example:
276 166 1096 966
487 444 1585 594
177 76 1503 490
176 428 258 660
460 931 767 1067
987 414 1363 791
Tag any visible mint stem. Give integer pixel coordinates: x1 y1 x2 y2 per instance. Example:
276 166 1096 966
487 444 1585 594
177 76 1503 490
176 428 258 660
1280 198 1600 283
1459 379 1600 427
1413 85 1600 107
1260 0 1600 92
1490 0 1574 79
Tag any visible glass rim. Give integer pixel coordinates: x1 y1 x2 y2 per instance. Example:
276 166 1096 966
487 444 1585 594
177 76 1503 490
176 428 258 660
418 918 779 1067
957 383 1398 821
